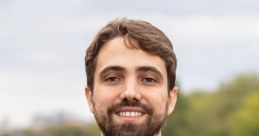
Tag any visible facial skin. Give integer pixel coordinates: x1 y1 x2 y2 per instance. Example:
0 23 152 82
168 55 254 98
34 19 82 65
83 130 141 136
85 37 177 136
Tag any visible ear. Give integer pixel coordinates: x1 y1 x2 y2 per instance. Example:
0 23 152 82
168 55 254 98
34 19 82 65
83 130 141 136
85 86 94 113
167 86 178 115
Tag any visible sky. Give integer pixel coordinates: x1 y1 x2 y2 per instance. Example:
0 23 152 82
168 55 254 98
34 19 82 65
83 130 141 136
0 0 259 128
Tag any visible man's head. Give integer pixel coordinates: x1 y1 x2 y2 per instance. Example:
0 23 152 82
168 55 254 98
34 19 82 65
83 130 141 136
85 18 178 136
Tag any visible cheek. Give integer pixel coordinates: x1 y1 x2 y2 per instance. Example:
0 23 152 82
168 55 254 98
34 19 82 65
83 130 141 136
141 87 168 113
92 85 121 110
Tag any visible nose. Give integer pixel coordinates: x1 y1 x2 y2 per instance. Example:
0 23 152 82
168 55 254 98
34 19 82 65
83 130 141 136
120 77 141 101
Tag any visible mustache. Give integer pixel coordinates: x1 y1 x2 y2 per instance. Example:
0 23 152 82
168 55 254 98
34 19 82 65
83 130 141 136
107 98 153 116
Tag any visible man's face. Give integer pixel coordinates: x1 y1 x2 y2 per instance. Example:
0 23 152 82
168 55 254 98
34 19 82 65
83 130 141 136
85 37 177 136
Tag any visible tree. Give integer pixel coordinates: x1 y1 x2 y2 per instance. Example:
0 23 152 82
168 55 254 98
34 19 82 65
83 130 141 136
229 91 259 136
163 91 192 136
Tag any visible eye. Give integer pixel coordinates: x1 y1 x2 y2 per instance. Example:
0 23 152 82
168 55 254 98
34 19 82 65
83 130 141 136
141 77 157 84
104 76 122 85
106 76 120 82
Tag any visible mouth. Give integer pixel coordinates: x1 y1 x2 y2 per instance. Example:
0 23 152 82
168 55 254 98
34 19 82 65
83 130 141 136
116 111 144 117
114 106 147 122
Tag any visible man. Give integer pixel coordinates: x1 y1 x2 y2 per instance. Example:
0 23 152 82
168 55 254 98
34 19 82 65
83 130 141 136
84 18 178 136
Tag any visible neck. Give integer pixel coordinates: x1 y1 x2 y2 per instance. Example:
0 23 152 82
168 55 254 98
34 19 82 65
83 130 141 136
100 131 162 136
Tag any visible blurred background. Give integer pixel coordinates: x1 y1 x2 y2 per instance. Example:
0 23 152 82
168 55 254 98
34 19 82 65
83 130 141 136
0 0 259 135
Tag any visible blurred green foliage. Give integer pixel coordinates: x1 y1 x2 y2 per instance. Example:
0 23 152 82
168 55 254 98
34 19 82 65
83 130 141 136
229 91 259 136
163 73 259 136
2 73 259 136
14 124 99 136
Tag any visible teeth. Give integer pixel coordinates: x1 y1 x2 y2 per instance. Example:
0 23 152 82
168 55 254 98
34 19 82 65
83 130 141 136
118 112 143 117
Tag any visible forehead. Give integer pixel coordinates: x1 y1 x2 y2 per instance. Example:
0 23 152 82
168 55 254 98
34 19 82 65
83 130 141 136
95 37 167 76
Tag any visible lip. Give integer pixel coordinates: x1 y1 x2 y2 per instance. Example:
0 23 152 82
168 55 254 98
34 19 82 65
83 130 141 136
116 106 145 113
114 106 147 122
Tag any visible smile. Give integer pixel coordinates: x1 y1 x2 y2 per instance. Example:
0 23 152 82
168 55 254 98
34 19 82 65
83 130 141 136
113 106 147 123
117 111 143 117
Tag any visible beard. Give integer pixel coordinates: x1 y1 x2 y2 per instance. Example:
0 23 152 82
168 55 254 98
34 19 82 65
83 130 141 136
92 98 169 136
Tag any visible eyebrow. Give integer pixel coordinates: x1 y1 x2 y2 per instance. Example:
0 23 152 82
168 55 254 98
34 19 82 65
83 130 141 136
136 66 163 80
99 65 163 80
99 66 126 77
